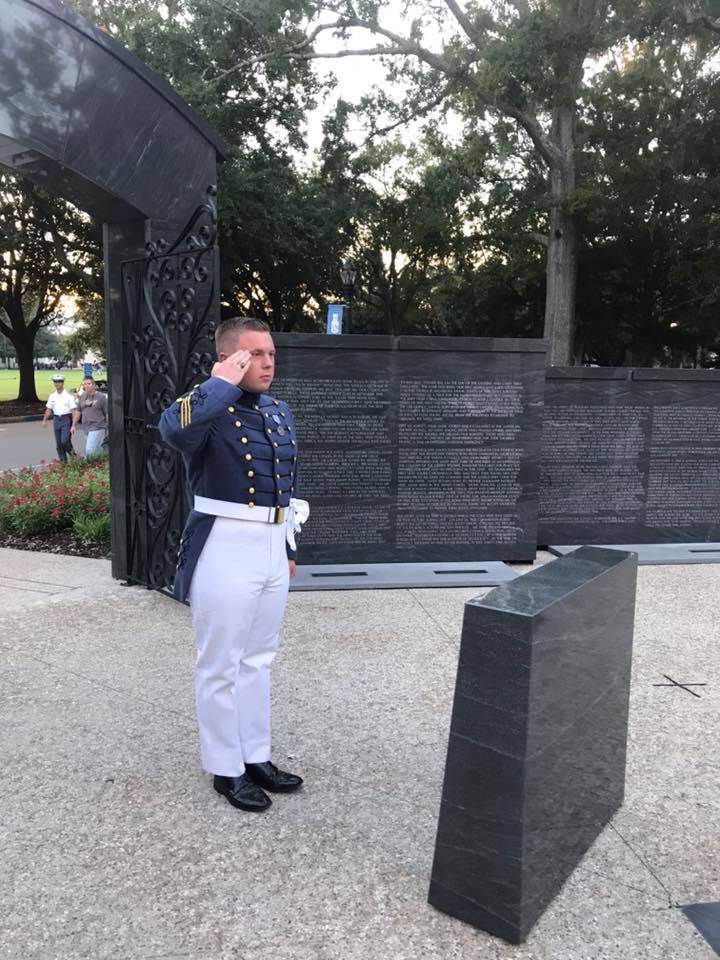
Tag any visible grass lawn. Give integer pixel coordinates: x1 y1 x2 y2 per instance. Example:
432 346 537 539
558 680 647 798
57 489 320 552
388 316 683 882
0 369 86 402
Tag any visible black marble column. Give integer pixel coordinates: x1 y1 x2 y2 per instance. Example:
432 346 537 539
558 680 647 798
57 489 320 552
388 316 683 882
428 546 638 944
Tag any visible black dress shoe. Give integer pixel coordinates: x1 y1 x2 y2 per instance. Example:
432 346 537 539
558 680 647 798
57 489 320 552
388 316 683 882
244 761 304 793
213 774 271 812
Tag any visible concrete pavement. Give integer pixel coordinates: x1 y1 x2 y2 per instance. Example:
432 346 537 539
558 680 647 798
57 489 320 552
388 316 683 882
0 420 90 471
0 546 717 960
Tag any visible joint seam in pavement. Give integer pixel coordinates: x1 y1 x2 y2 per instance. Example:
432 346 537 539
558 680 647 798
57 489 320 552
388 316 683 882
407 588 457 643
0 574 86 588
609 821 679 908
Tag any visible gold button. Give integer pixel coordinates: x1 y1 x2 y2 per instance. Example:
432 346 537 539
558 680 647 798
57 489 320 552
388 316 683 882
241 437 248 444
253 404 259 410
276 473 281 479
248 501 254 507
245 453 252 461
228 406 235 413
278 489 282 494
247 470 254 478
291 440 296 446
275 458 280 464
273 442 278 447
234 420 241 427
248 487 255 494
265 412 270 417
266 429 272 434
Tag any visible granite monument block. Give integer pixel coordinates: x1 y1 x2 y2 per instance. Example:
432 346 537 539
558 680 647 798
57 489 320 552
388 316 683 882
273 334 546 564
428 546 638 944
539 367 720 546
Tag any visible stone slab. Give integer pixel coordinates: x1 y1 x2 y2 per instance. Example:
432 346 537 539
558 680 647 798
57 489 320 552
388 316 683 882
682 903 720 956
548 543 720 564
539 367 720 546
273 333 546 564
290 561 519 590
429 546 639 944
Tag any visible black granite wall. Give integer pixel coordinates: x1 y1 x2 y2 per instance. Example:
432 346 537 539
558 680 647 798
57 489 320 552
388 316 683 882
429 546 638 943
273 334 547 563
539 368 720 545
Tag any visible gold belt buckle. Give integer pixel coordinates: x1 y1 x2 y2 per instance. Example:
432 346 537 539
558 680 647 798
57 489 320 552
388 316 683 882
273 507 285 524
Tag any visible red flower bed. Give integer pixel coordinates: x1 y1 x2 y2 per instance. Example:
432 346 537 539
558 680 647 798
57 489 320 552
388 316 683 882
0 455 110 541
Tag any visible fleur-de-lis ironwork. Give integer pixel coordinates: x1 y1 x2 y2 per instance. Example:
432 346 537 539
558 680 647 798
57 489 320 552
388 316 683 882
120 186 218 593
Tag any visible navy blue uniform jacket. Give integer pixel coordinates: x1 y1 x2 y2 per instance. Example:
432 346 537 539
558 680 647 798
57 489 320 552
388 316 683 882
159 375 299 602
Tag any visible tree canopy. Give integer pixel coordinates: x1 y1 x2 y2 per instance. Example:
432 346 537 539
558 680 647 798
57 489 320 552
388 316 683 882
3 0 720 386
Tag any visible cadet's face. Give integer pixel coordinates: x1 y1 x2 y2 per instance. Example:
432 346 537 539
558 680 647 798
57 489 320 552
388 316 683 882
225 330 275 392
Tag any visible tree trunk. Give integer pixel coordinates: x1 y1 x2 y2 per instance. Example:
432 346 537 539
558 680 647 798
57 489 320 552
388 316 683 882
543 105 578 367
15 335 39 402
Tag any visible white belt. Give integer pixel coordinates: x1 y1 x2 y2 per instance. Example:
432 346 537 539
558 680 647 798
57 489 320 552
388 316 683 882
194 495 310 551
194 495 287 524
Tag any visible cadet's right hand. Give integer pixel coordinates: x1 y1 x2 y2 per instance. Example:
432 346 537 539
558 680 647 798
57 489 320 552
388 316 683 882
211 349 253 386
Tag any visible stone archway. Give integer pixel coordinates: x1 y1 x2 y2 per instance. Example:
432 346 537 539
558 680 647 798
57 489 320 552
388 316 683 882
0 0 225 588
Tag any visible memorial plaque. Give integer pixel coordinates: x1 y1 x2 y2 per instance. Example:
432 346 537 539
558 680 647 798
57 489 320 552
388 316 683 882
429 546 638 944
273 334 546 563
539 368 720 545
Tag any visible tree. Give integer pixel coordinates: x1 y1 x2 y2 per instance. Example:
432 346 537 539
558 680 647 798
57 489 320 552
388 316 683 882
0 175 101 401
63 295 106 359
572 36 720 365
200 0 620 362
205 0 720 364
70 0 340 329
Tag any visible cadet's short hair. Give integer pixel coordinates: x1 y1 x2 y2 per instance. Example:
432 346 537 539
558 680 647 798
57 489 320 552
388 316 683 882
215 317 271 354
82 376 95 383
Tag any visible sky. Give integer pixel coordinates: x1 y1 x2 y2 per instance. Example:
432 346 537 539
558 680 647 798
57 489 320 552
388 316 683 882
300 3 457 155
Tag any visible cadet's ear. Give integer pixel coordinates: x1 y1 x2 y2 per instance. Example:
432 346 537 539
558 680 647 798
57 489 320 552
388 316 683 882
217 352 228 361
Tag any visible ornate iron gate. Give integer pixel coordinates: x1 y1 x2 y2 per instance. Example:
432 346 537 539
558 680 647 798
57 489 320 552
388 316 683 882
120 186 218 592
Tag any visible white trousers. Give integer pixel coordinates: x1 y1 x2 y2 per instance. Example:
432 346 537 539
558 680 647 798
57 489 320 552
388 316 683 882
188 516 290 776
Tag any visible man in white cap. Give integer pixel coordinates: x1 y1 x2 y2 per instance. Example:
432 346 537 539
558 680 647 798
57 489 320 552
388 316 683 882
41 375 76 461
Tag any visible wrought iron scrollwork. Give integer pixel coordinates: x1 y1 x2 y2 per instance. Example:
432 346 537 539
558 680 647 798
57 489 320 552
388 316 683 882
120 186 219 593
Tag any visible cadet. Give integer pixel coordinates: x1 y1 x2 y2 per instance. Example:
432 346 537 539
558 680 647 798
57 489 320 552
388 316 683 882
159 317 307 813
41 375 76 461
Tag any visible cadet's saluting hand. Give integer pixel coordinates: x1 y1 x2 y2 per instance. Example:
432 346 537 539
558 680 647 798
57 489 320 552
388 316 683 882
211 349 253 386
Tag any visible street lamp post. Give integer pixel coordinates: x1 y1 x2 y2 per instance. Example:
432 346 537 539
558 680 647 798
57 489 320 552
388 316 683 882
340 258 356 333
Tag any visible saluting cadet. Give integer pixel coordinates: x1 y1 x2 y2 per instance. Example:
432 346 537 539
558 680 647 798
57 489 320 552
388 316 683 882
159 317 307 813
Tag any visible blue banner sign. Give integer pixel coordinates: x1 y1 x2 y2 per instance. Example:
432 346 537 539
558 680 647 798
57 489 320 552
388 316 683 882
326 304 344 335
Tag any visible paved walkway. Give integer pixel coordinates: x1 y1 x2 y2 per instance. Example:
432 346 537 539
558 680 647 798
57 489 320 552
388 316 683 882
0 420 91 472
0 547 717 959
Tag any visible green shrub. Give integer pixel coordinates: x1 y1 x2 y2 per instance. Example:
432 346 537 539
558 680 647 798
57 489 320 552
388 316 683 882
72 511 111 542
0 455 110 538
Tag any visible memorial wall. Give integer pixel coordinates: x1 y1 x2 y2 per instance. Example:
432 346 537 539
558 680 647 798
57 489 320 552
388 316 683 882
272 334 547 563
538 368 720 545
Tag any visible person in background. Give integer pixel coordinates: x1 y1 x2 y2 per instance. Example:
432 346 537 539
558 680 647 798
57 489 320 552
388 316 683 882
71 376 108 456
41 375 76 462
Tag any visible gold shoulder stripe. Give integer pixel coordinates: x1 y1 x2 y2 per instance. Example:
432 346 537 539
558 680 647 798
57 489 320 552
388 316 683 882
178 394 192 429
